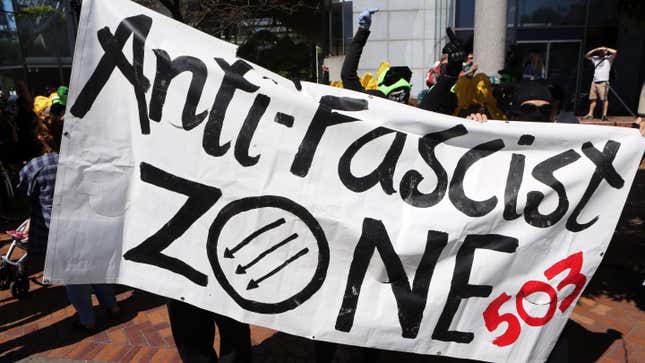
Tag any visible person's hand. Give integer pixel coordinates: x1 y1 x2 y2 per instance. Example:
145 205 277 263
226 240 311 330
358 8 379 30
472 64 478 71
466 113 488 123
442 33 466 77
636 117 644 137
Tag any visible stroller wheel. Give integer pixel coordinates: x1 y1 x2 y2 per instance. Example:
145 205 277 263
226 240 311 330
10 277 29 299
0 264 10 290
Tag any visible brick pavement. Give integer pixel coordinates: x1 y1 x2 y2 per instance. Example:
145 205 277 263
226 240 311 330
0 117 643 363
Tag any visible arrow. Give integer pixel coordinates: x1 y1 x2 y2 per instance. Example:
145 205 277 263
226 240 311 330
236 233 299 274
224 218 286 258
246 248 309 290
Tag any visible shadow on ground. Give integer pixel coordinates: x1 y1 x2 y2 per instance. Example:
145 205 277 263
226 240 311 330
249 322 622 363
251 331 486 363
583 168 644 310
0 288 165 361
551 320 623 363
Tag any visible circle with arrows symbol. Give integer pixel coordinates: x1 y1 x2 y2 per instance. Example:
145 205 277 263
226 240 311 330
207 195 329 314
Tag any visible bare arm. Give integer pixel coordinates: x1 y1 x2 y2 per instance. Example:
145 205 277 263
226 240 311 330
459 64 478 77
585 47 604 60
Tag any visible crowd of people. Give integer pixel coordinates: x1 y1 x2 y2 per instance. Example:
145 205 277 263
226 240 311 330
323 9 643 131
153 9 645 359
0 7 643 363
0 82 122 332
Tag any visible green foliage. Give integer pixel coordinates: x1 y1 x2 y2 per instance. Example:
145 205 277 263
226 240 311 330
17 5 63 19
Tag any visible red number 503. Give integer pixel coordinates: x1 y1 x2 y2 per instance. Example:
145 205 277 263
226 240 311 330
483 251 587 347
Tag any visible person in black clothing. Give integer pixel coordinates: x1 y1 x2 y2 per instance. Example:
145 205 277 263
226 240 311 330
167 299 252 363
466 80 555 123
418 31 467 115
321 64 330 86
341 8 412 104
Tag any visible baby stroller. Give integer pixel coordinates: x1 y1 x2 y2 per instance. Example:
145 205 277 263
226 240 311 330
0 220 30 298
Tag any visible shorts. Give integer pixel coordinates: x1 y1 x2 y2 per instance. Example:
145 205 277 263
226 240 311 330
589 81 608 101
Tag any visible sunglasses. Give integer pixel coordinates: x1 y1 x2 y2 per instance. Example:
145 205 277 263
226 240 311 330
519 103 552 114
387 88 410 103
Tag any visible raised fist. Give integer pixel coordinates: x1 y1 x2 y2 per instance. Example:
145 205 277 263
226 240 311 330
442 35 467 77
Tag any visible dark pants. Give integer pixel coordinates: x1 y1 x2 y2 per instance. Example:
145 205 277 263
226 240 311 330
167 299 252 363
20 253 45 277
315 341 380 363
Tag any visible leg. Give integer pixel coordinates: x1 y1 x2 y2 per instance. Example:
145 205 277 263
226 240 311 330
585 83 597 118
215 314 251 363
91 284 118 312
65 284 96 328
602 99 609 118
602 100 609 119
602 82 609 119
167 299 218 363
314 341 338 363
587 99 596 117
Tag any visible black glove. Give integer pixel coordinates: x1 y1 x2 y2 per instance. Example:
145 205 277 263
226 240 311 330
442 37 466 77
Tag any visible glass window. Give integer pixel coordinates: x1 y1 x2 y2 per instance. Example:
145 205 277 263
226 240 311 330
329 1 343 55
0 8 22 65
507 0 516 26
455 0 516 29
518 0 586 27
328 0 352 56
342 1 352 53
455 0 474 29
588 0 618 26
15 0 73 59
548 42 580 111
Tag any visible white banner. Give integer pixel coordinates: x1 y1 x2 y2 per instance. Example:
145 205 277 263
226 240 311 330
45 1 645 362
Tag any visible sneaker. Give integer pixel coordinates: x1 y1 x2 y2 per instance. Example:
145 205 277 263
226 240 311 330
581 114 593 120
601 115 609 121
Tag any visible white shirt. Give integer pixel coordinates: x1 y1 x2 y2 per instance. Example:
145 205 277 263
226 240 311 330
592 55 613 82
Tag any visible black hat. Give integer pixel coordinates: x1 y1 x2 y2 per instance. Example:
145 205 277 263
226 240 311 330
512 80 552 108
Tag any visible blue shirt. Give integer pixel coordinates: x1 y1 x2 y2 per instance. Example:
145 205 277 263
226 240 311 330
18 152 58 255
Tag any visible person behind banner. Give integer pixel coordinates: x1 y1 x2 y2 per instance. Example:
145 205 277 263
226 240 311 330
17 94 120 332
167 299 251 363
340 8 412 104
418 29 466 115
466 80 557 124
582 46 617 121
460 53 477 79
522 52 545 81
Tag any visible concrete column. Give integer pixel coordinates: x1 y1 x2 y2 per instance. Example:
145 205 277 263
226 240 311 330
473 0 507 78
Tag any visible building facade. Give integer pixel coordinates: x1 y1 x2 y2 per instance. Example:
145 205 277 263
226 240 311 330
323 0 454 97
324 0 645 115
0 0 77 95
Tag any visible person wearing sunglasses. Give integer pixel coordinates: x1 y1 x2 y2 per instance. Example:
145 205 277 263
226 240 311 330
340 8 412 105
467 80 554 123
508 80 555 122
